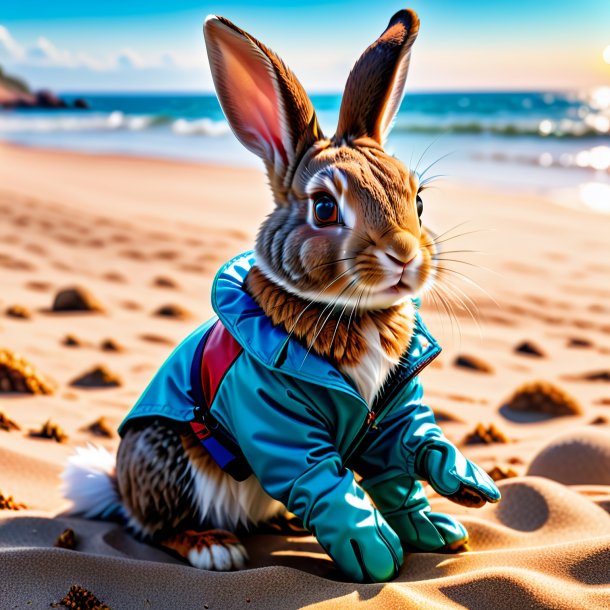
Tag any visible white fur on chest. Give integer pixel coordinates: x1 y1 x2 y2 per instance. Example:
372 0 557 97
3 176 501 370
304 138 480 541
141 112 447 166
339 320 400 406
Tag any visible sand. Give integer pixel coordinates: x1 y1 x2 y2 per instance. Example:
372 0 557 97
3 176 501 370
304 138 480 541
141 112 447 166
0 141 609 609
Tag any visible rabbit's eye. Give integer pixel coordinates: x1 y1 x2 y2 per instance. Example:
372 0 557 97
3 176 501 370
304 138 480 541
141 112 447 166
416 194 423 217
313 194 339 226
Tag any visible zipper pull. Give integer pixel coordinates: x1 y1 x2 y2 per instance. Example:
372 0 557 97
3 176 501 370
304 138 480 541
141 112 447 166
367 411 377 428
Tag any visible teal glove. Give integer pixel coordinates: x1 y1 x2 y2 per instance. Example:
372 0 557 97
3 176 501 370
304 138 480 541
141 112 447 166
415 438 501 507
363 474 468 552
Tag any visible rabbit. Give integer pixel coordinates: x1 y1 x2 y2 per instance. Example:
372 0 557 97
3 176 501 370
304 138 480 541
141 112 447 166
62 8 500 583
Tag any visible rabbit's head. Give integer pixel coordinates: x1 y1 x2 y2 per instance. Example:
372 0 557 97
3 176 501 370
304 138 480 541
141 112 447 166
204 9 435 311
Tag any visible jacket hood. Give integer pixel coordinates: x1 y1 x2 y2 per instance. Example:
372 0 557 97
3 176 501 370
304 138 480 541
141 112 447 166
211 251 440 397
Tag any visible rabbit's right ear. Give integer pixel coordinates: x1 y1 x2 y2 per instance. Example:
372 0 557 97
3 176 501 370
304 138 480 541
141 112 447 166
336 9 420 146
204 16 322 178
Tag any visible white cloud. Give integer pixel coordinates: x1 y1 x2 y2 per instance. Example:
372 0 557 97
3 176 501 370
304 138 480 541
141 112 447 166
116 48 147 70
0 24 24 60
0 24 200 73
26 36 75 66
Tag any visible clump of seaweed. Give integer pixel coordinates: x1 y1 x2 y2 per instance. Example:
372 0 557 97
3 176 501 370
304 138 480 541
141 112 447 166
464 423 510 445
54 528 77 550
503 380 582 416
30 419 68 443
0 411 20 432
0 492 27 510
52 585 111 610
0 349 55 394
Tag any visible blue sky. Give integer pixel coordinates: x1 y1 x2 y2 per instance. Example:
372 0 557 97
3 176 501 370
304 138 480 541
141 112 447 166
1 1 609 92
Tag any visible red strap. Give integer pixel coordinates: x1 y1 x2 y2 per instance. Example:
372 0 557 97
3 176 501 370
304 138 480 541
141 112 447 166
200 320 243 411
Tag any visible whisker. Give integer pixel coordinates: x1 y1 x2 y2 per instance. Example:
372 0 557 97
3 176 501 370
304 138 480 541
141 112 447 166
435 265 501 309
418 150 455 180
423 228 494 249
300 279 358 369
436 276 483 339
413 131 449 176
433 257 500 276
285 267 354 345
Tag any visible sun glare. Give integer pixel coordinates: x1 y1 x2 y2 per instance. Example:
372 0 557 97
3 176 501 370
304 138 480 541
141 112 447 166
604 45 610 65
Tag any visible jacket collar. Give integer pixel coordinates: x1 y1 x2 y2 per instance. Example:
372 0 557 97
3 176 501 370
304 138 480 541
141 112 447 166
211 251 441 400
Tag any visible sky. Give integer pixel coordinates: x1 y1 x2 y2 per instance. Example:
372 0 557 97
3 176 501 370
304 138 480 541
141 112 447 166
1 0 609 93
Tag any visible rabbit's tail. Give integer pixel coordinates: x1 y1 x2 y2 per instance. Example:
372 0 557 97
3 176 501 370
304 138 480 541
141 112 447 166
61 444 124 520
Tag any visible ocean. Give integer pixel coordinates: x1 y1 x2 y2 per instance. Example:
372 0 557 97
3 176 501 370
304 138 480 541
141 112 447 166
1 89 609 212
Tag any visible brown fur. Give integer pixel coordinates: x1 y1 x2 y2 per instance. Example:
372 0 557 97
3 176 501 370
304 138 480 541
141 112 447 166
116 420 199 539
245 265 415 366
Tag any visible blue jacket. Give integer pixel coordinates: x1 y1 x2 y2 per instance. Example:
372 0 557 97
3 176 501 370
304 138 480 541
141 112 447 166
120 251 450 582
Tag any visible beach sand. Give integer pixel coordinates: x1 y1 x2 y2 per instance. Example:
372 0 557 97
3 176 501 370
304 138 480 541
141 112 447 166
0 141 609 609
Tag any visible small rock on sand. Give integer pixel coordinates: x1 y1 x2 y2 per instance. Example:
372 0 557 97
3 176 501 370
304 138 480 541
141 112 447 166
52 286 105 313
514 341 545 357
0 349 55 394
464 422 510 444
454 354 494 373
154 304 192 320
71 365 122 388
6 305 32 319
503 381 582 417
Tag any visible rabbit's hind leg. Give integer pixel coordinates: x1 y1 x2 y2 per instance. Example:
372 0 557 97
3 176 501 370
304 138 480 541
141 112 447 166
116 418 249 570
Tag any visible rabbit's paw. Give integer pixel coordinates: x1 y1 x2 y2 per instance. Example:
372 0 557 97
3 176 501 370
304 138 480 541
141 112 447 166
161 529 248 571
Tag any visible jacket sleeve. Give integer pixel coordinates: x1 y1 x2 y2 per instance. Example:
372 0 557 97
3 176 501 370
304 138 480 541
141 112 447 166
355 377 500 506
225 385 403 583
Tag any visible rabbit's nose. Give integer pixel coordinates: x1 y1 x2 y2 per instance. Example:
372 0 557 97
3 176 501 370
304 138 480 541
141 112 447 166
384 250 416 270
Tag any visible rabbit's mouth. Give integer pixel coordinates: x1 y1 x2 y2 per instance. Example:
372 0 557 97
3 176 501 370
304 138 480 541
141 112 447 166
356 247 434 310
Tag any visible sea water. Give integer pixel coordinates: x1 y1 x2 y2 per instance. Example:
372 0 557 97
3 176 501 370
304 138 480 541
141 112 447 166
1 89 609 212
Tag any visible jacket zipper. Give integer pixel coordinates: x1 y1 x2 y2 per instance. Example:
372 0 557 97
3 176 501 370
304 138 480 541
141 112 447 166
343 350 441 464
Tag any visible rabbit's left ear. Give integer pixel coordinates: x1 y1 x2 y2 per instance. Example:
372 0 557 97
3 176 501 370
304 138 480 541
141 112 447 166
204 16 322 180
336 9 420 146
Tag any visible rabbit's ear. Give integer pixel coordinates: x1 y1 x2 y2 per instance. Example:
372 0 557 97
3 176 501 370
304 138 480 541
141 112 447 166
336 9 419 146
204 16 322 176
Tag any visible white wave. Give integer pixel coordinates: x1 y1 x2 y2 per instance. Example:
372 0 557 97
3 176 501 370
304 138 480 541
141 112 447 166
0 111 156 133
171 117 230 136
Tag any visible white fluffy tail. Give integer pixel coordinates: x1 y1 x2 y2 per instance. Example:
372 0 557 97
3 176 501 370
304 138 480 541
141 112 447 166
61 444 123 520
